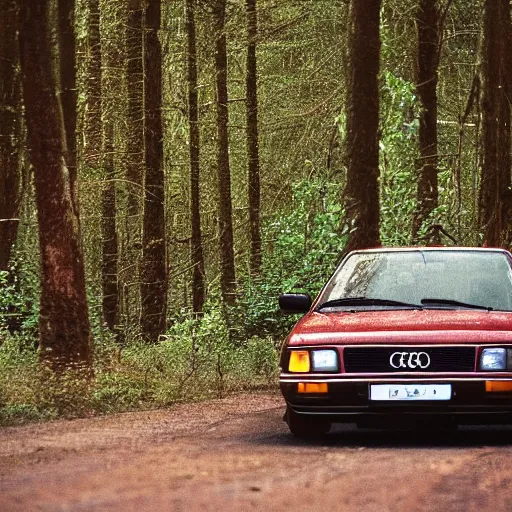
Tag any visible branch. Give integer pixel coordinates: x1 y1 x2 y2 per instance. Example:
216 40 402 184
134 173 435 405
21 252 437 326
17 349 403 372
439 0 455 30
435 0 456 69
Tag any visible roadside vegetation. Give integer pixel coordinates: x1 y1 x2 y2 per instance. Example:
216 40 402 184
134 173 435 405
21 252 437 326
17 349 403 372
0 324 279 425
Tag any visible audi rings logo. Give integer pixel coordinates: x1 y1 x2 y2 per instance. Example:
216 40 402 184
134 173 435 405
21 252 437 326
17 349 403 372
389 351 431 369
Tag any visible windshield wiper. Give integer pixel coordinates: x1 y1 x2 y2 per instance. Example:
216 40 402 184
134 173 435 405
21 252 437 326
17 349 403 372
420 298 493 311
316 297 421 311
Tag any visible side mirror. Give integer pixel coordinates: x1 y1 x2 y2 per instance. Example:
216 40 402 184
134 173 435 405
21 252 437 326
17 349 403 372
279 293 312 314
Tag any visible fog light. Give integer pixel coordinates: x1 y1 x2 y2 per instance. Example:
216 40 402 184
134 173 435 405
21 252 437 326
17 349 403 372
485 381 512 392
289 351 310 372
297 382 328 394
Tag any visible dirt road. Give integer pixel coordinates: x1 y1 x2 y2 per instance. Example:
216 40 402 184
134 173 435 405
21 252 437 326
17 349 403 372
1 392 512 511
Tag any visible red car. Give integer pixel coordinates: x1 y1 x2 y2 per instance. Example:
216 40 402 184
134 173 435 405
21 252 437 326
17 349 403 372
279 247 512 438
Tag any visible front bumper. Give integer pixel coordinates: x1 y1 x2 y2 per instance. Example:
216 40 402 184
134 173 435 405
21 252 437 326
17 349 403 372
280 376 512 425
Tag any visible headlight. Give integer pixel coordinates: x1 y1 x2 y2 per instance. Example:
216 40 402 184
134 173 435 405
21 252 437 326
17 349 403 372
481 348 507 371
311 350 339 372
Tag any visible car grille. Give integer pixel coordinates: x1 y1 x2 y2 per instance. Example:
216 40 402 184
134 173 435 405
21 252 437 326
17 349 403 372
343 346 475 373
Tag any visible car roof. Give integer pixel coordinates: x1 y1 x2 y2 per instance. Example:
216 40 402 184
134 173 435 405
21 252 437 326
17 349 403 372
350 247 511 254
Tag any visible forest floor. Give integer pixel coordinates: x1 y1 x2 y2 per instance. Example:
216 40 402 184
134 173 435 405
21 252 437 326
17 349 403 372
2 391 512 511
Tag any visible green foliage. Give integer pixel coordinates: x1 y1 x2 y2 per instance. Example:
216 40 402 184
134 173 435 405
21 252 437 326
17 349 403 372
0 271 16 329
235 177 347 340
33 366 94 418
0 320 279 425
0 261 39 334
378 70 474 246
379 71 420 245
0 334 41 424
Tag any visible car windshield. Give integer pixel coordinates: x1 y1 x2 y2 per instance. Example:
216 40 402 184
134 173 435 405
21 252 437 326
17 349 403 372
317 250 512 311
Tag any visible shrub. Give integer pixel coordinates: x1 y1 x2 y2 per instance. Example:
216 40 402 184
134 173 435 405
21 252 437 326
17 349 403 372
0 323 279 425
234 178 347 341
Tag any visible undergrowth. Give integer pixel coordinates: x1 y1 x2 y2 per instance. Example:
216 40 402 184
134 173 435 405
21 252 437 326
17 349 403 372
0 313 279 426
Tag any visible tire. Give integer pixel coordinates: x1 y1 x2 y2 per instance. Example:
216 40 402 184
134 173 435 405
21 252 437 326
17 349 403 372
286 406 331 439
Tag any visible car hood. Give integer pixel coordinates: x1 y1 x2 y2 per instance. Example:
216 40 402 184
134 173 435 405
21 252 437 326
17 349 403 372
287 309 512 346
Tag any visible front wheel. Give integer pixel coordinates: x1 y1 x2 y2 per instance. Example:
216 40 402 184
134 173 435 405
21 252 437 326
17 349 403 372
286 406 331 439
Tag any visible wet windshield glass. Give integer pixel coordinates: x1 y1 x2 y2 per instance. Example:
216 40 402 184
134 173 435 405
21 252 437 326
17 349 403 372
318 250 512 311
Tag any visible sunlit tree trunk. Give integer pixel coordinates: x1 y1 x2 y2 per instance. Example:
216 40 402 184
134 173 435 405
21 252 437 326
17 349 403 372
19 0 91 368
246 0 262 276
186 0 205 315
412 0 439 241
342 0 381 255
0 0 22 272
213 0 236 305
141 0 167 341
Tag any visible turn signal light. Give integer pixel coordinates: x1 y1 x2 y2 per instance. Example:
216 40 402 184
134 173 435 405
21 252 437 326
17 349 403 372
289 351 310 372
485 381 512 392
297 382 328 394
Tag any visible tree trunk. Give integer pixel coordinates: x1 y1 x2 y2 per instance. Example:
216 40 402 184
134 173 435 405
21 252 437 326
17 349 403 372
0 0 22 272
342 0 381 255
246 0 262 276
498 0 512 246
141 0 167 341
186 0 206 315
18 0 91 368
101 122 119 332
101 6 119 333
479 0 511 246
123 0 144 327
57 0 79 214
213 0 236 305
412 0 439 241
83 0 102 169
126 0 144 231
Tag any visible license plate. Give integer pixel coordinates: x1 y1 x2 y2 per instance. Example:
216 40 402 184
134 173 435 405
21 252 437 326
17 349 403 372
369 384 452 401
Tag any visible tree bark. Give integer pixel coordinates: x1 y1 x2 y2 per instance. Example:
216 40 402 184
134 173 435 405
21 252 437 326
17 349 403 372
186 0 206 315
412 0 439 241
213 0 236 305
246 0 262 276
126 0 144 227
101 123 119 332
0 0 22 272
498 0 512 247
57 0 79 214
83 0 102 169
18 0 91 368
123 0 144 326
141 0 168 341
342 0 381 255
479 0 511 247
101 5 119 333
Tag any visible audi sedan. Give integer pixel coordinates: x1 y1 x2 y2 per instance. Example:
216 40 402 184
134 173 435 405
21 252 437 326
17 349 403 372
279 247 512 438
